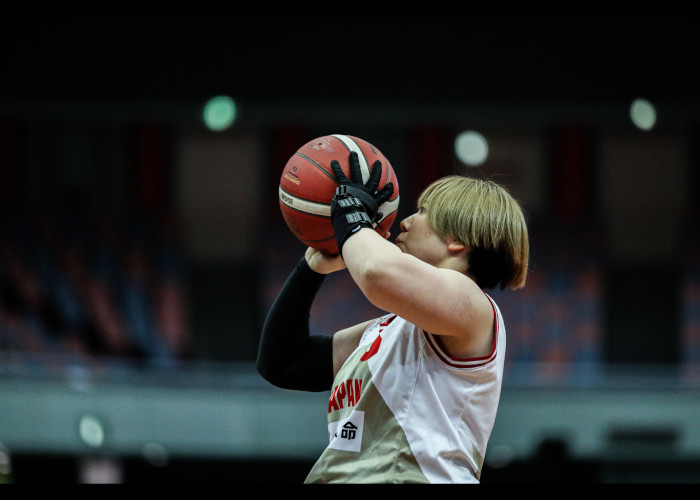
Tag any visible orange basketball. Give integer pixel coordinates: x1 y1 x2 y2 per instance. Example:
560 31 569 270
279 134 400 255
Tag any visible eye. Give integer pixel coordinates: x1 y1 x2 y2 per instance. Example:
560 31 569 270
417 206 426 214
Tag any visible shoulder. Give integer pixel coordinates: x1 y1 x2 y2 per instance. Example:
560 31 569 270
332 319 376 377
434 284 496 360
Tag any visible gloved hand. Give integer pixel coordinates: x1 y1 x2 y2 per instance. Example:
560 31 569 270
330 151 394 254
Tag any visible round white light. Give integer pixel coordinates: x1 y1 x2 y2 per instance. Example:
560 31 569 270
79 414 105 448
630 98 656 131
455 131 489 166
203 95 237 131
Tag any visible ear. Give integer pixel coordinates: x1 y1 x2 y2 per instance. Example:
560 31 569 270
446 236 467 253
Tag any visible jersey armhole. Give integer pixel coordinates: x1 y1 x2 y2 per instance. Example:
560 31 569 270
423 295 499 369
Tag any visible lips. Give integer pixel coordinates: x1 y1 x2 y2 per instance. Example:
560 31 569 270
395 229 408 247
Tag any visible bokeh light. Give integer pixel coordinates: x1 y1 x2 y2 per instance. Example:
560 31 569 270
630 98 656 131
78 414 105 448
455 130 489 166
203 95 237 131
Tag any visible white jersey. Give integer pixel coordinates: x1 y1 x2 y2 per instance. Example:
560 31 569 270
305 294 506 484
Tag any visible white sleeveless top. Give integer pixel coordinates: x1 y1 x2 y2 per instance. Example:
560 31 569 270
305 294 506 484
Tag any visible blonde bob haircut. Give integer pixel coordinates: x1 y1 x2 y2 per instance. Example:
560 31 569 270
417 175 529 291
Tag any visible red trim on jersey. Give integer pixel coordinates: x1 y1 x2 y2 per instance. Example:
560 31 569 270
359 314 397 361
360 334 382 361
423 293 499 369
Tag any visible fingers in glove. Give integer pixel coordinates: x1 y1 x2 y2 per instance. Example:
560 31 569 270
331 160 349 184
366 160 382 194
348 152 364 185
374 182 394 206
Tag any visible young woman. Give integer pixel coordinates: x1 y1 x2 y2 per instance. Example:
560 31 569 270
257 151 529 483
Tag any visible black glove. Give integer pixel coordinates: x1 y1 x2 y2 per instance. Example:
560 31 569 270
330 151 394 254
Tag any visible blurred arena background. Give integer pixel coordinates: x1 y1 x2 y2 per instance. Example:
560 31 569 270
0 15 699 483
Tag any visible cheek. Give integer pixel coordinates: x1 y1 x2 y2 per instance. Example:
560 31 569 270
408 227 440 252
415 221 437 240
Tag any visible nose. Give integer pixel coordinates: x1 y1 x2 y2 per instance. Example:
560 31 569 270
400 213 414 232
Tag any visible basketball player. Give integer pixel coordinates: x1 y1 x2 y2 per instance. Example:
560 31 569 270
257 151 529 483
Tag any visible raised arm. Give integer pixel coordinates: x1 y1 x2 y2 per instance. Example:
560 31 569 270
256 254 335 392
328 152 495 360
257 247 375 391
340 227 495 359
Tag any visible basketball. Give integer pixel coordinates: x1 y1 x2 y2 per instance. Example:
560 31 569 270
279 134 400 255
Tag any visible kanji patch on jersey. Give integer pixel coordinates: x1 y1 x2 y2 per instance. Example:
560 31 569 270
328 411 365 452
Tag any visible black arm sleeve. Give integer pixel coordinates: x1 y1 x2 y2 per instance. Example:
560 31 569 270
256 256 334 392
